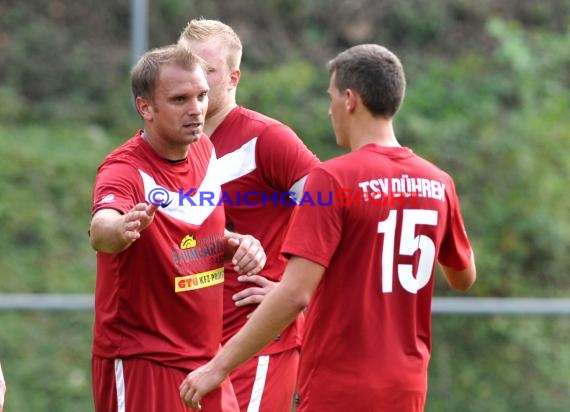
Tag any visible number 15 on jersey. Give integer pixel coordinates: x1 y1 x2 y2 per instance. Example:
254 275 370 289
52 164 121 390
377 209 438 294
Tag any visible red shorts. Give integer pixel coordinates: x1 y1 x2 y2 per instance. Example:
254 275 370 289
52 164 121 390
92 356 239 412
229 348 299 412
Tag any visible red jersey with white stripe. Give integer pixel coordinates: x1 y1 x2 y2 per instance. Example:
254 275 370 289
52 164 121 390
91 131 226 370
282 144 473 411
211 106 319 354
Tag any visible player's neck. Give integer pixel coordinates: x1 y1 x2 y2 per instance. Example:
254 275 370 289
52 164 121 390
350 118 400 151
204 102 237 136
141 129 189 161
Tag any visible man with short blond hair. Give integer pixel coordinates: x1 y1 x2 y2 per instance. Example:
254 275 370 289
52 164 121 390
179 18 319 412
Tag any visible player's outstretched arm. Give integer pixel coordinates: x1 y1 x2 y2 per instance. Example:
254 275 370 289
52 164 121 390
179 256 324 409
89 203 158 254
441 251 476 291
223 230 266 276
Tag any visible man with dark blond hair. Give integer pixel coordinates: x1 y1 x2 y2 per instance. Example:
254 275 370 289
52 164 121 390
90 44 265 412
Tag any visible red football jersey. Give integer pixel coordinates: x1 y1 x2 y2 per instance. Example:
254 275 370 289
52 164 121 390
282 144 472 411
91 131 226 370
211 106 319 354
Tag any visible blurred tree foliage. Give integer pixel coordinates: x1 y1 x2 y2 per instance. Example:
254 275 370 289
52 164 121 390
0 0 569 410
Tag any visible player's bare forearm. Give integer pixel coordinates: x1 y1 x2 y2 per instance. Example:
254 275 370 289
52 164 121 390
179 277 304 408
217 281 303 369
179 256 324 408
219 256 323 367
90 209 132 253
90 204 158 254
441 251 476 291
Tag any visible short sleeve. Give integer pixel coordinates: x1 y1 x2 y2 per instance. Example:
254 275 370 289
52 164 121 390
92 161 141 215
256 123 319 192
437 179 473 270
281 167 343 268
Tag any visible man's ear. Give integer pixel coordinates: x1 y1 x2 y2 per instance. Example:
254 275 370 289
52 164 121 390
345 89 358 113
135 96 153 120
229 69 241 90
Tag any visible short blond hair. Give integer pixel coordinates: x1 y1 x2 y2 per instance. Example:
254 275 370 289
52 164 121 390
179 18 243 71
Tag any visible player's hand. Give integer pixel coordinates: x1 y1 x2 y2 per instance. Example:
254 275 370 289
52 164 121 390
121 203 159 243
225 233 266 276
179 362 226 410
233 275 277 307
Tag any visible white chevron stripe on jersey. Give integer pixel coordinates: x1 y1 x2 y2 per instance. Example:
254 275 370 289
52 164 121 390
217 137 258 184
138 150 222 225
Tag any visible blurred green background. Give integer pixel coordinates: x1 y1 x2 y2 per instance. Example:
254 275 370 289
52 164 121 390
0 0 569 410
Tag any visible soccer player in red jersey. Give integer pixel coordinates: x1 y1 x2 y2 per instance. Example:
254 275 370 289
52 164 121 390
180 44 477 412
89 44 266 412
178 19 319 412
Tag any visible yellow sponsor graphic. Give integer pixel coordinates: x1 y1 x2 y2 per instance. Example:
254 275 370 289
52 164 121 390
181 234 197 249
175 267 224 292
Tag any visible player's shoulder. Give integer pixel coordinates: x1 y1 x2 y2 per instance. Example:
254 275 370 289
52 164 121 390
318 150 364 173
236 105 283 127
97 132 173 179
314 147 456 187
99 134 143 169
307 151 355 183
235 106 297 138
409 151 455 184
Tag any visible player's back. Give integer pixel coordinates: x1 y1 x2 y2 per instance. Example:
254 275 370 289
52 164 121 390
289 144 464 411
